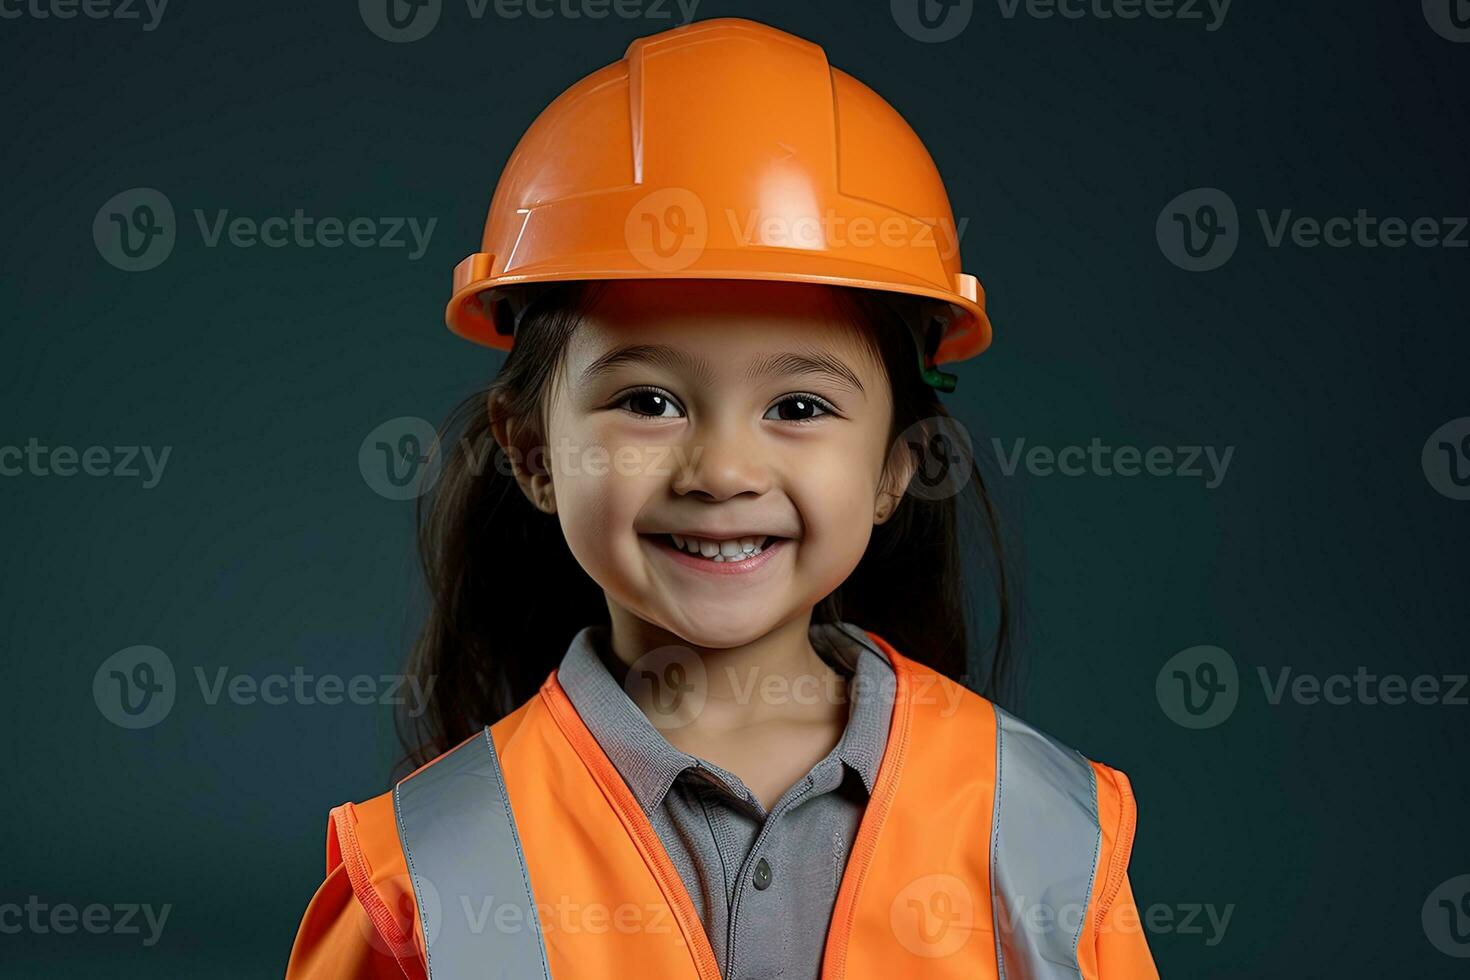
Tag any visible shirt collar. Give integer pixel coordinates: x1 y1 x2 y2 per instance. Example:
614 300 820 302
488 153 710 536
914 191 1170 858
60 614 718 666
555 620 896 814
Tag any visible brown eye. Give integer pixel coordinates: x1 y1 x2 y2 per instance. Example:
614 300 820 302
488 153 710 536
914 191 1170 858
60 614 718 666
764 394 834 423
617 387 683 419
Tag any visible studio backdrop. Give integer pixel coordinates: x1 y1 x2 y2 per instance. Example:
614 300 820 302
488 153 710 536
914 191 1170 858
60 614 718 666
2 2 1467 977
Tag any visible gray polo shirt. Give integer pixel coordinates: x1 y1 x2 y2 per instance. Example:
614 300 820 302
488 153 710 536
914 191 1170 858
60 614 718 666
555 620 896 980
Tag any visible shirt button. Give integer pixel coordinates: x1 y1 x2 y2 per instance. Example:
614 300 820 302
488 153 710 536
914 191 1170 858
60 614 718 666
753 857 772 891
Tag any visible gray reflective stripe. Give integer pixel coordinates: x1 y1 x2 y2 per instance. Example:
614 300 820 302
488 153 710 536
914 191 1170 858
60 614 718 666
989 705 1101 980
394 727 551 980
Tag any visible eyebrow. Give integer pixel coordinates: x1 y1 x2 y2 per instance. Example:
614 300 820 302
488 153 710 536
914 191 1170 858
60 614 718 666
580 343 865 395
745 349 866 395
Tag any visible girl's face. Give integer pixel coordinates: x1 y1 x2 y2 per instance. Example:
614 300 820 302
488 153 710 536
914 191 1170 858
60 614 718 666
511 278 911 649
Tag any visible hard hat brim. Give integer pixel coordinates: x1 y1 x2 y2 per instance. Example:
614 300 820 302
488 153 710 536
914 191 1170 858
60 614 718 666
446 249 991 365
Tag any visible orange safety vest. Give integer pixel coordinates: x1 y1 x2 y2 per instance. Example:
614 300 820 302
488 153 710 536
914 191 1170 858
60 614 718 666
286 631 1158 980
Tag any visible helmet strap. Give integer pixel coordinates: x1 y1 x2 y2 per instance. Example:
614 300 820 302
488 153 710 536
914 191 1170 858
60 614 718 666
918 313 959 393
869 291 959 393
907 298 959 393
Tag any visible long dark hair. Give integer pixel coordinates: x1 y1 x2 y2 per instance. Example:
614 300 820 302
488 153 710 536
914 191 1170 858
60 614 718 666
396 279 1017 772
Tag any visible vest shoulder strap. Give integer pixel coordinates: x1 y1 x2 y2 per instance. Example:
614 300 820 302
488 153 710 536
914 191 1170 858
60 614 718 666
987 702 1138 980
391 723 551 980
859 632 1140 980
326 701 546 980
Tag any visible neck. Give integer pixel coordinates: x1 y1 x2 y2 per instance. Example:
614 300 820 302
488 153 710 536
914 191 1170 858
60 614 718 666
601 607 847 734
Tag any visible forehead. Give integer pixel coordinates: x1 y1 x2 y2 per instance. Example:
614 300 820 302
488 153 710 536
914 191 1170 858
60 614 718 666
571 279 876 365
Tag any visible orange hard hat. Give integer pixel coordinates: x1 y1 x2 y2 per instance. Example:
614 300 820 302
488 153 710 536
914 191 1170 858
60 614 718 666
445 16 992 390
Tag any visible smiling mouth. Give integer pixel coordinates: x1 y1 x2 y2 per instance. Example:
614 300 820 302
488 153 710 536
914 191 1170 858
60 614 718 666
646 533 785 563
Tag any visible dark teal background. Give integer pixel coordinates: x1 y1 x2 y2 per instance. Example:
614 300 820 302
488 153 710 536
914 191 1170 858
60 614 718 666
2 1 1467 976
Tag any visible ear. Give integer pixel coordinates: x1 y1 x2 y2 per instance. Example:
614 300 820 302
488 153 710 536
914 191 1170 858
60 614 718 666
875 427 919 524
487 391 557 515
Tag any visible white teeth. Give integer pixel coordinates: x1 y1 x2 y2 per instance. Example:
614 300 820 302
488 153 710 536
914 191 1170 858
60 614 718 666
667 534 773 561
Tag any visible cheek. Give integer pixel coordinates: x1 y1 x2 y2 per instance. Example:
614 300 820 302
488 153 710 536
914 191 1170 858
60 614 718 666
556 474 614 564
550 434 666 574
552 452 620 570
790 440 882 561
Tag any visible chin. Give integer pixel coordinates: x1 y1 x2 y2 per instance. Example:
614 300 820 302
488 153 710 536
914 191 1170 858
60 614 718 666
649 604 785 651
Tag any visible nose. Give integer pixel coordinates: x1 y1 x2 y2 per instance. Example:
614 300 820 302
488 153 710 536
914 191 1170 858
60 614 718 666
670 417 773 502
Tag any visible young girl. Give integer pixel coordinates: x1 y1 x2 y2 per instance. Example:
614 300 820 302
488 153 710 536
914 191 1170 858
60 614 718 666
287 17 1157 980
